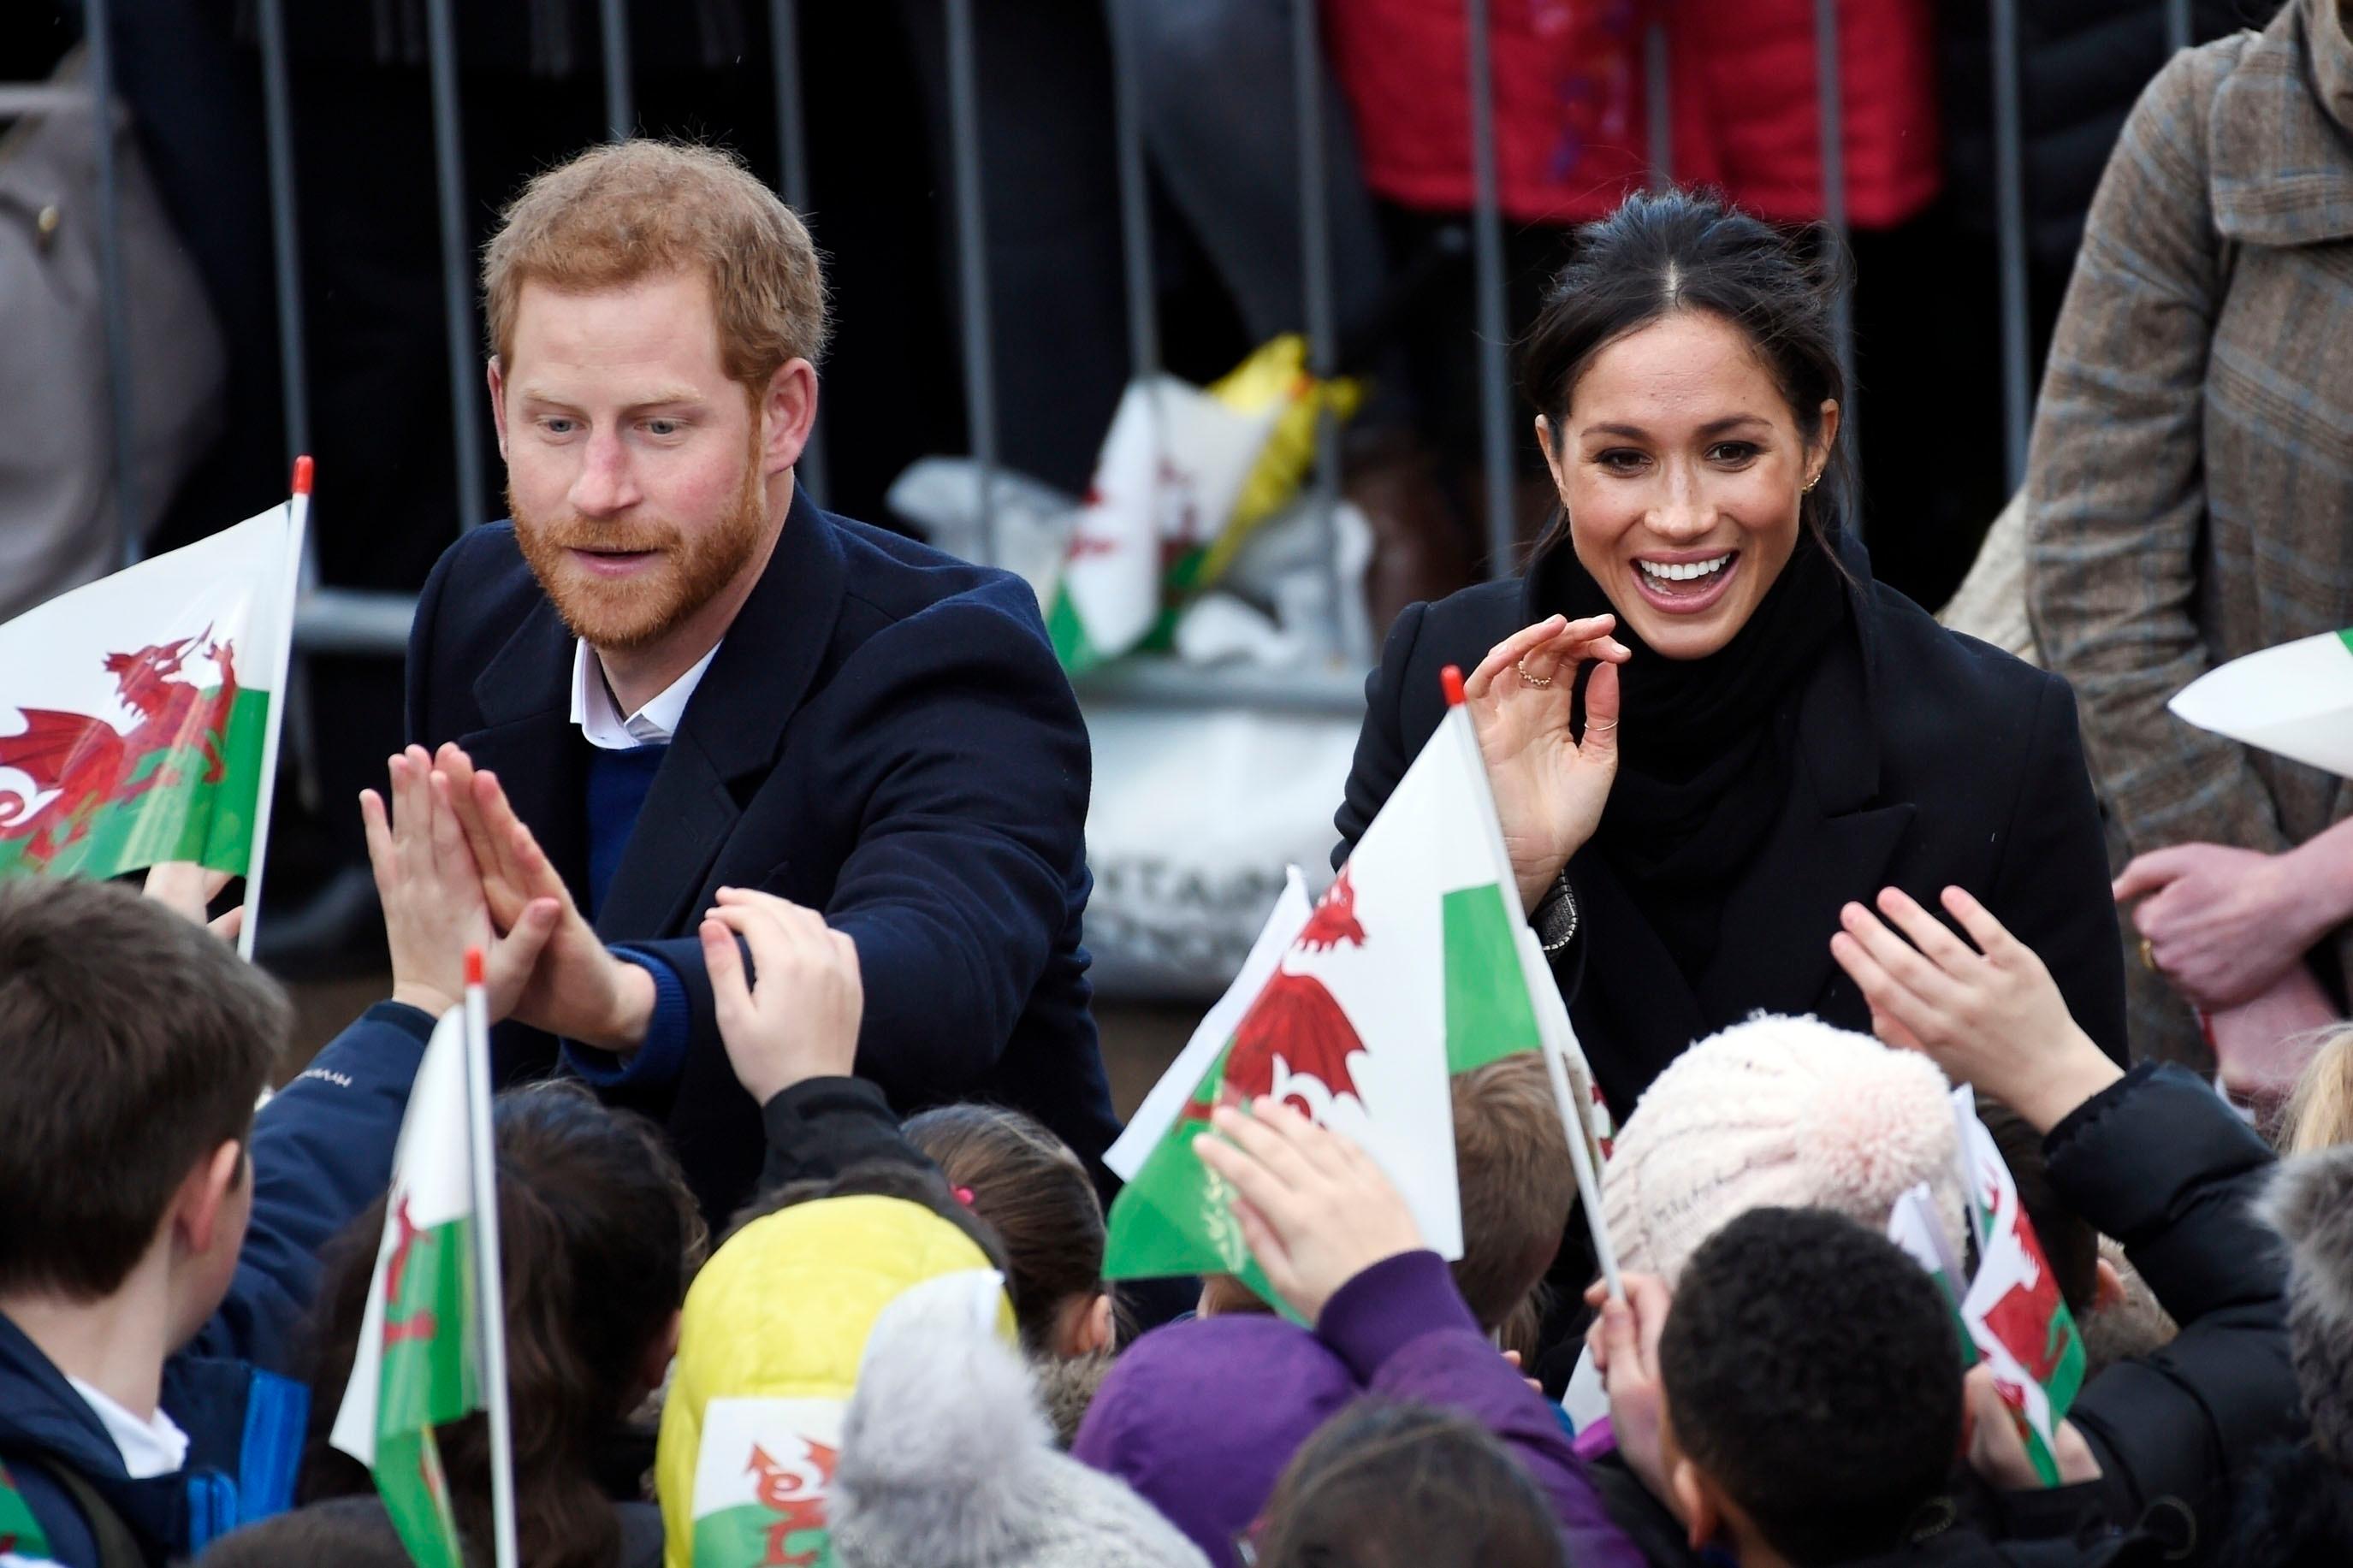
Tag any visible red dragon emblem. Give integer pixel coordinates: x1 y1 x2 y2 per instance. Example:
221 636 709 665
382 1195 439 1350
0 631 239 868
748 1437 839 1567
1980 1238 2075 1388
1184 867 1371 1126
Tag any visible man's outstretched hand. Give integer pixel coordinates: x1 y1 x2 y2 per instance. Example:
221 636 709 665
360 746 558 1021
430 743 654 1050
701 887 863 1104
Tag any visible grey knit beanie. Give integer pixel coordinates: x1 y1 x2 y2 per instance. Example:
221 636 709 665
829 1277 1207 1568
2257 1142 2353 1470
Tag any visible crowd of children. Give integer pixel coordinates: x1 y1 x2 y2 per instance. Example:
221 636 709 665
1 759 2348 1567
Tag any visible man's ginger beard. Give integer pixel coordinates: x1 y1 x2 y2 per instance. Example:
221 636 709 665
510 419 768 654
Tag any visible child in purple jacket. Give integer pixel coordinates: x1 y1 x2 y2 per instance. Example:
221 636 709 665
1072 1097 1642 1568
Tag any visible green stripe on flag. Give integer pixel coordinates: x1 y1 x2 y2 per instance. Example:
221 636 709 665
378 1216 480 1435
0 686 270 883
1443 883 1541 1074
1046 590 1100 673
0 1461 51 1559
375 1429 467 1568
694 1501 835 1568
2338 628 2353 659
1101 1039 1300 1317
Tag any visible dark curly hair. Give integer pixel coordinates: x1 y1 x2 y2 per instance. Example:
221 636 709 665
1660 1206 1964 1563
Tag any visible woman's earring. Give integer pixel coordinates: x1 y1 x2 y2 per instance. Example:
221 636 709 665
1801 473 1821 494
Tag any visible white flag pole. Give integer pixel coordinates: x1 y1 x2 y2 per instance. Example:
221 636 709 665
462 947 520 1568
237 455 311 963
1540 1024 1623 1302
1437 659 1624 1301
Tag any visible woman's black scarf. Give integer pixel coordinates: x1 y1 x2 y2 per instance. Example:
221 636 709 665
1543 526 1853 981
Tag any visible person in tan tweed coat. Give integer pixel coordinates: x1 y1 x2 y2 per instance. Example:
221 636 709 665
2027 0 2353 1109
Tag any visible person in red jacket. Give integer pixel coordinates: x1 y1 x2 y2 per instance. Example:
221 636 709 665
1323 0 1940 230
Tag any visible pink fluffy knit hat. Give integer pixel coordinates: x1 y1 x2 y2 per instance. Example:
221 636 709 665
1600 1014 1969 1286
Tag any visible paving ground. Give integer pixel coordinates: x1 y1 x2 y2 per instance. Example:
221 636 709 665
284 976 1197 1121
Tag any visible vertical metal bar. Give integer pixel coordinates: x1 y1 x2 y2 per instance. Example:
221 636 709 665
767 0 827 503
945 0 999 565
1292 0 1346 643
1645 19 1673 187
1814 0 1858 482
2165 0 2192 55
599 0 633 140
426 0 490 531
1991 0 2030 491
84 0 141 568
256 0 322 809
1107 0 1159 381
1467 0 1514 580
256 0 310 466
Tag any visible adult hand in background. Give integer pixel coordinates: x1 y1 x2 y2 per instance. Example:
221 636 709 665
701 886 863 1105
2114 841 2340 1010
1192 1097 1425 1326
2206 965 2338 1124
1830 885 2121 1133
141 861 243 943
1461 613 1632 913
432 743 655 1051
360 745 558 1021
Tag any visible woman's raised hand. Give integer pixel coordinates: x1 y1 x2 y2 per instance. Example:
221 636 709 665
1462 613 1631 912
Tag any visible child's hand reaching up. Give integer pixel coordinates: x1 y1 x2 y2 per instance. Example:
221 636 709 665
1585 1273 1678 1512
1830 885 2121 1133
1192 1098 1425 1326
701 887 863 1105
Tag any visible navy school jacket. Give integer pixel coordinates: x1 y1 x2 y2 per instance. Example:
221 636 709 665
404 492 1123 1225
0 1003 436 1565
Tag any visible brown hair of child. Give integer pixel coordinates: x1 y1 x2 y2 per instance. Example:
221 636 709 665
1254 1399 1567 1568
302 1084 704 1568
1451 1055 1580 1352
904 1103 1117 1358
0 878 287 1299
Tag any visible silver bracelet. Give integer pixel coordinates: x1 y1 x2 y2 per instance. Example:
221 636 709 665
1535 870 1580 955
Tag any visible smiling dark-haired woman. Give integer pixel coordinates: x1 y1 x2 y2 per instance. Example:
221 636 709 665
1335 189 2127 1131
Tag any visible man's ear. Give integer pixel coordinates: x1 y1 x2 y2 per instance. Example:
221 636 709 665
487 357 511 461
2093 1257 2125 1314
761 358 819 479
178 1140 246 1258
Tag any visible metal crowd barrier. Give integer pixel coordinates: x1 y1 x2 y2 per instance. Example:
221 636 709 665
62 2 2199 725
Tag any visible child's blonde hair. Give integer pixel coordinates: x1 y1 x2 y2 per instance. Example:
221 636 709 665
2281 1027 2353 1155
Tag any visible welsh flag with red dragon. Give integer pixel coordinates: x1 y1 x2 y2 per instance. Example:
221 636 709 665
330 1008 487 1568
0 500 300 885
1104 684 1588 1297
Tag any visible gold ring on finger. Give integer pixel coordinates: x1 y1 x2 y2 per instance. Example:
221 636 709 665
1516 655 1554 689
2137 937 2156 973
